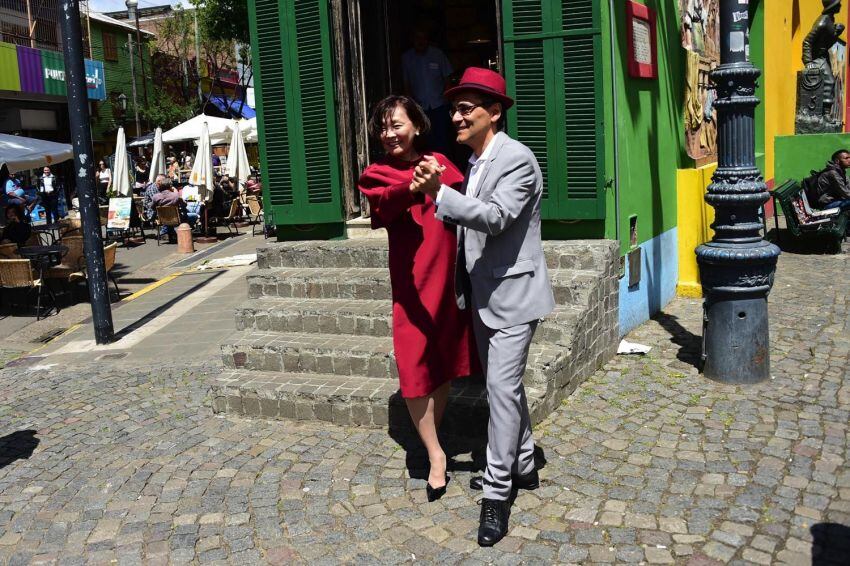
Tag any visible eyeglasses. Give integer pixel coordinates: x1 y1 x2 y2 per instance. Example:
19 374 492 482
449 103 483 118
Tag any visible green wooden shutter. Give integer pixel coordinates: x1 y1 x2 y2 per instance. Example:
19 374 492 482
249 0 343 226
503 0 605 220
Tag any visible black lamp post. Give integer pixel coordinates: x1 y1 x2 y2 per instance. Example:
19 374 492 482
696 0 780 383
117 92 128 117
59 0 114 344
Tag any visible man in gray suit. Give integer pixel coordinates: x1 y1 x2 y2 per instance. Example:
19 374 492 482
410 67 555 546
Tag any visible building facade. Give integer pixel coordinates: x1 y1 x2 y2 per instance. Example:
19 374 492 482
249 0 749 335
0 4 152 159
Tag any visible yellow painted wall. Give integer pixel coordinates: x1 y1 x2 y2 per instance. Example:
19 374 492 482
676 163 717 298
764 0 849 181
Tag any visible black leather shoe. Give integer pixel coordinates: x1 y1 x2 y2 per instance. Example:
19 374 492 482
470 469 539 492
478 498 510 546
426 475 449 502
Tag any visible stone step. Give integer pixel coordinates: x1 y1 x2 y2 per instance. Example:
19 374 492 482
235 297 583 346
220 330 564 391
246 267 601 307
210 369 547 432
258 239 618 274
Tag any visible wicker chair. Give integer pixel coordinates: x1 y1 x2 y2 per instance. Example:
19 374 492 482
0 243 17 259
59 217 83 238
0 258 51 316
155 205 182 245
245 196 264 236
210 200 242 237
44 236 84 281
69 242 120 296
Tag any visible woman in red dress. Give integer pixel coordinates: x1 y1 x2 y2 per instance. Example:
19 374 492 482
358 96 477 501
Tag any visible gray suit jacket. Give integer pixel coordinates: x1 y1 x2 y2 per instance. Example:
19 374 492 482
436 133 555 329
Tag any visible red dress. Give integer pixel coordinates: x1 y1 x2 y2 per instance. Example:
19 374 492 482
358 153 478 398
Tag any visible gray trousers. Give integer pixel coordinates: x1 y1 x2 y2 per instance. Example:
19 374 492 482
473 311 537 501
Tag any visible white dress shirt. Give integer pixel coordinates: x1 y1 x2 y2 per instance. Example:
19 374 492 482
436 132 504 204
41 175 55 194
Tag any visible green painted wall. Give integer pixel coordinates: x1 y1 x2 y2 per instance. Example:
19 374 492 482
87 19 152 146
774 133 850 184
547 1 684 252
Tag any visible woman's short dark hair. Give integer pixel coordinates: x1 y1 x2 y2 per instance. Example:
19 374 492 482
5 204 24 221
368 95 431 148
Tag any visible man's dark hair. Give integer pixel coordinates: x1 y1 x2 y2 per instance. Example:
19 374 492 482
479 95 506 131
832 149 850 162
367 95 431 150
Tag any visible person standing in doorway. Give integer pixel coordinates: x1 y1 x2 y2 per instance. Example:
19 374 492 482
38 166 63 225
402 27 454 157
411 68 555 547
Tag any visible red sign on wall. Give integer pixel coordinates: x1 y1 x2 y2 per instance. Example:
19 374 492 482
626 1 658 79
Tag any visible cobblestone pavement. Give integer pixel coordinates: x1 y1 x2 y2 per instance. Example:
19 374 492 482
0 249 848 565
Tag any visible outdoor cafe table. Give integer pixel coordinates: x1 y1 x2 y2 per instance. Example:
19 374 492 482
31 222 65 245
16 244 67 319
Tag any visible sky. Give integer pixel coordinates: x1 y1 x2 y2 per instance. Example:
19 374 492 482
89 0 178 14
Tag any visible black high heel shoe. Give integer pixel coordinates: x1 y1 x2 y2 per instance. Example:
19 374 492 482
426 474 449 502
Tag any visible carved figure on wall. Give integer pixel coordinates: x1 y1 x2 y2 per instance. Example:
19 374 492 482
796 0 846 134
680 0 719 163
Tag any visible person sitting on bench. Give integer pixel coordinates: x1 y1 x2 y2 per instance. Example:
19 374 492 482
816 149 850 211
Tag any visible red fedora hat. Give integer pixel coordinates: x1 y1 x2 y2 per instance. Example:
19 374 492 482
444 67 514 110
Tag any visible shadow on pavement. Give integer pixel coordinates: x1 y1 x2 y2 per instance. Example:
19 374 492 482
653 311 703 370
811 522 850 565
0 430 39 469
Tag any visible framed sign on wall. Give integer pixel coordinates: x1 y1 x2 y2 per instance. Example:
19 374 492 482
626 1 658 79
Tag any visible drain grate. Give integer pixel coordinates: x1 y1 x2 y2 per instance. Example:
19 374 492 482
34 328 68 344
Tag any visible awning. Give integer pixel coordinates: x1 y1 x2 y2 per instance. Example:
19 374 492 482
0 133 73 173
207 95 256 119
162 114 235 145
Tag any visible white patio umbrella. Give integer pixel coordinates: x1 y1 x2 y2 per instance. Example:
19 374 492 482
226 120 251 185
242 117 258 143
112 127 133 197
148 127 165 184
0 133 72 173
189 121 215 202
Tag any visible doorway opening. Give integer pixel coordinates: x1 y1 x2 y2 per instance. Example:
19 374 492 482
342 0 502 215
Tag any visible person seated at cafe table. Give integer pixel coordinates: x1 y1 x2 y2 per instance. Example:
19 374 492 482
4 172 37 210
1 204 32 247
245 176 261 197
151 179 198 241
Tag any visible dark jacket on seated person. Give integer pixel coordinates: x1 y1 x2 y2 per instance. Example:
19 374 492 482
816 161 850 207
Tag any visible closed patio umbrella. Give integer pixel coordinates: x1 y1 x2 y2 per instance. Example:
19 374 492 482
189 121 214 202
148 127 165 184
112 127 133 197
226 120 251 185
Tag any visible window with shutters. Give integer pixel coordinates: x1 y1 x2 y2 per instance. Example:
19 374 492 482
502 0 606 220
247 0 343 225
102 31 118 61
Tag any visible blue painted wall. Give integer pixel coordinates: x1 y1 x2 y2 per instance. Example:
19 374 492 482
619 227 679 336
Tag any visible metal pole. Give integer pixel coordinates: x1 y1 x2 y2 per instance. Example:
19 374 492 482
696 0 780 383
59 0 114 344
134 10 149 108
26 0 35 48
127 33 142 140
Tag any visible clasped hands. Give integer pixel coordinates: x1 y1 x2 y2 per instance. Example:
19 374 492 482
410 156 445 199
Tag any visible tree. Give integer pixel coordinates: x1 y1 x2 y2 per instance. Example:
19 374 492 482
193 0 249 45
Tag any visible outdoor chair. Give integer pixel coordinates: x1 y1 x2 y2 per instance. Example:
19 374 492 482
210 200 243 237
245 196 265 236
59 217 82 238
154 205 181 246
44 236 85 282
0 243 17 259
69 242 120 298
0 258 53 315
